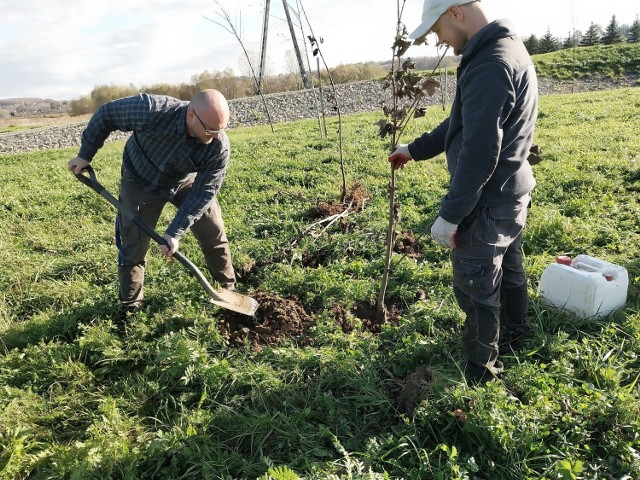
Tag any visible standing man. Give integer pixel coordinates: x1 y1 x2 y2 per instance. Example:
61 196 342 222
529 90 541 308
68 89 237 320
388 0 538 383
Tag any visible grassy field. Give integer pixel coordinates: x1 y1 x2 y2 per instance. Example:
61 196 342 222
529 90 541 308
533 43 640 79
1 87 639 479
0 114 92 134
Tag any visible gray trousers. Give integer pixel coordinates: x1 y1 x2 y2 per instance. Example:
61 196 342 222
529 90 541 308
452 197 531 370
116 166 236 308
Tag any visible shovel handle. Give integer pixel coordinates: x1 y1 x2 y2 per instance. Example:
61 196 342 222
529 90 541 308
74 166 221 297
75 166 167 246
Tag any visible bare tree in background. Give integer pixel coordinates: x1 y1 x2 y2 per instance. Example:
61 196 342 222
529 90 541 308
284 50 304 90
239 50 273 93
205 1 275 133
297 1 347 202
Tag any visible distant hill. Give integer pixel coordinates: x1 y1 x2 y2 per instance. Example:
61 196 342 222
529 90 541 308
532 43 640 79
375 55 461 73
0 98 69 120
1 43 637 120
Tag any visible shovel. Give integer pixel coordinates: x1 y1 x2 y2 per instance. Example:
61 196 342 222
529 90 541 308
75 166 258 316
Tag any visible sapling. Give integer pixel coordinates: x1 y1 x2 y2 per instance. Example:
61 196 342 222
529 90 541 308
375 0 442 323
307 34 347 203
298 0 348 203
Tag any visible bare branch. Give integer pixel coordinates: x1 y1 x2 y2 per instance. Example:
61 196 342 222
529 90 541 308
203 0 275 132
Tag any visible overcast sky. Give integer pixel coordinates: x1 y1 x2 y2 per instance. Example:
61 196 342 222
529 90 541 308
1 0 638 100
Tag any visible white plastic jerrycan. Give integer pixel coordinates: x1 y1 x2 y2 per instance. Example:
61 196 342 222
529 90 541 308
539 254 628 318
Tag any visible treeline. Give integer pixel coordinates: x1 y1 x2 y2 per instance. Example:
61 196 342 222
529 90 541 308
524 14 640 54
68 13 640 117
67 54 463 117
68 62 388 116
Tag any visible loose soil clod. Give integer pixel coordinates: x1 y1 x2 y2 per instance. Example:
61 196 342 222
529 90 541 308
218 290 314 349
351 301 403 333
393 230 422 258
309 182 370 218
393 365 435 415
330 304 356 333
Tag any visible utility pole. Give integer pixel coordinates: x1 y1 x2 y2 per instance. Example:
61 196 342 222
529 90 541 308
257 0 271 93
258 0 310 90
281 0 310 89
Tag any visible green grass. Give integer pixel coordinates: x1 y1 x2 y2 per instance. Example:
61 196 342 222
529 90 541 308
533 43 640 79
0 125 47 134
1 87 640 479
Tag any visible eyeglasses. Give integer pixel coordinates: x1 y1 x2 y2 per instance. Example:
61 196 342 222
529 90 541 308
193 109 226 135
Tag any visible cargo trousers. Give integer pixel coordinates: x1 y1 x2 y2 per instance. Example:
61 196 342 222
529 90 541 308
452 195 531 374
116 165 236 309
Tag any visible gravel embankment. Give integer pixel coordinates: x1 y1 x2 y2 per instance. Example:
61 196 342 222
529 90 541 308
0 75 637 155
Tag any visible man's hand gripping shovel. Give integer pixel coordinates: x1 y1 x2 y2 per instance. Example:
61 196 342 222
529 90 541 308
75 166 258 316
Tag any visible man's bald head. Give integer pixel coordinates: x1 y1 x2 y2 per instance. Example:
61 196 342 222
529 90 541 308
190 89 230 133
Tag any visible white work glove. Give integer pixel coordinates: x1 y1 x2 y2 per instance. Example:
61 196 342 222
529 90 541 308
161 234 179 258
431 216 458 248
388 144 412 170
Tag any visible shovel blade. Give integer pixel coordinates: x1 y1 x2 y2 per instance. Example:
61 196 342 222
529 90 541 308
210 289 259 316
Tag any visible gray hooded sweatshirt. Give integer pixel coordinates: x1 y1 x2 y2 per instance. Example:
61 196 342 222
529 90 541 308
408 19 537 224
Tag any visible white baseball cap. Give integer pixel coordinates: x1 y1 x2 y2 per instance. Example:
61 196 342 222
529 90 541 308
408 0 479 39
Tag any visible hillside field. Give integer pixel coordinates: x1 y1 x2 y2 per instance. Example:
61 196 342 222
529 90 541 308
1 87 639 479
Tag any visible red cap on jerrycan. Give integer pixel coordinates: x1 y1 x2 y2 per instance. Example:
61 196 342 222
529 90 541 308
556 255 572 266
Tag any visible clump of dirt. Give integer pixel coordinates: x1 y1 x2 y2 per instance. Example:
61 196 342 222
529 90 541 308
301 248 330 268
327 301 404 334
393 230 422 258
234 259 256 283
218 291 314 349
312 200 345 218
310 182 370 218
351 301 403 334
392 365 435 415
330 304 356 333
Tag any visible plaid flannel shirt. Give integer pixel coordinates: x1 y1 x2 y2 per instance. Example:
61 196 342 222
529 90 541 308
78 93 230 239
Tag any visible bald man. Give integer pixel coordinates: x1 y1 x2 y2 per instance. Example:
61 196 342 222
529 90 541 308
68 89 236 321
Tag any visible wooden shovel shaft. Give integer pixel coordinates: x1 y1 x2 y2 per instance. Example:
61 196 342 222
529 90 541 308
75 166 258 316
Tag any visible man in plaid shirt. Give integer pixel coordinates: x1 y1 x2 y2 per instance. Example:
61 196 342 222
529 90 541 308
67 89 236 318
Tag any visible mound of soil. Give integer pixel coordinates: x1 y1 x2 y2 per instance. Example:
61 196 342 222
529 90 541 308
310 182 370 218
330 301 403 334
391 365 435 415
393 230 422 258
218 290 314 349
219 292 405 349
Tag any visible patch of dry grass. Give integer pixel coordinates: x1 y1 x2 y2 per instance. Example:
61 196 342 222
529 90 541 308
0 113 91 129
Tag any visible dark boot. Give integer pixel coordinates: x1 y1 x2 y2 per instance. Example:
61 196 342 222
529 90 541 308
115 304 140 333
465 360 504 385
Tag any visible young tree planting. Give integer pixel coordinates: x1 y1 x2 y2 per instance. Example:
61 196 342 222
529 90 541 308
375 0 440 323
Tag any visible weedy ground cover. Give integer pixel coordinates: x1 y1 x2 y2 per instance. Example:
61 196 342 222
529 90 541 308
533 43 640 79
0 87 639 479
